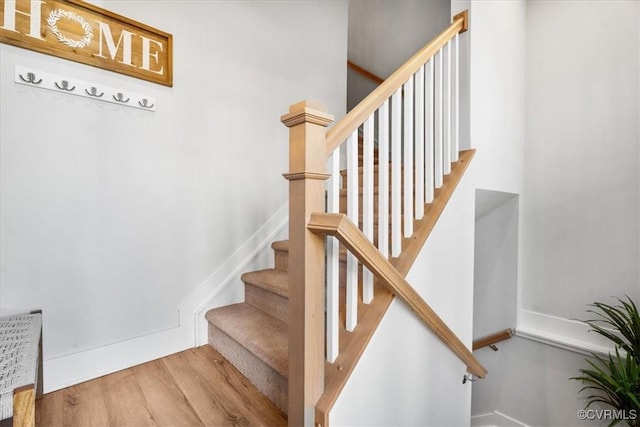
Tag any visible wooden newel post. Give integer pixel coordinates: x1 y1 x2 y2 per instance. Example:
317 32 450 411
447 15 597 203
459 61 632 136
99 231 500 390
281 100 334 427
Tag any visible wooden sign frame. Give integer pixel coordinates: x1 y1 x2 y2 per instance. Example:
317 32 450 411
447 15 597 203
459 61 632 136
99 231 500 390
0 0 173 87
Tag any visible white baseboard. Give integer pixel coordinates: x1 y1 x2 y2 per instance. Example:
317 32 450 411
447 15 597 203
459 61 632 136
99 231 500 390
471 411 528 427
44 203 288 392
44 325 192 392
516 309 613 356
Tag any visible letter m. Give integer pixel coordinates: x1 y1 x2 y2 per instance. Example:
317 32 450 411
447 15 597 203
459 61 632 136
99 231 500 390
96 21 135 66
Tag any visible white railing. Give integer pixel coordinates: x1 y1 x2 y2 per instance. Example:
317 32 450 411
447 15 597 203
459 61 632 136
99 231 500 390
324 15 466 363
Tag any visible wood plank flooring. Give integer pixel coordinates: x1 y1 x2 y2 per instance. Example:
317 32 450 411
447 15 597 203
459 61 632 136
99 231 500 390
36 346 287 427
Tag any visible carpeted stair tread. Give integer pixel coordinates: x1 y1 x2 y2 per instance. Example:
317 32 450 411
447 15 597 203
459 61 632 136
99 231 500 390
241 269 289 299
206 303 288 378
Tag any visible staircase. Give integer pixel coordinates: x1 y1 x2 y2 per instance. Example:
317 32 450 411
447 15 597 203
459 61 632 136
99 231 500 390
205 140 373 415
205 248 290 413
205 148 478 418
205 10 479 427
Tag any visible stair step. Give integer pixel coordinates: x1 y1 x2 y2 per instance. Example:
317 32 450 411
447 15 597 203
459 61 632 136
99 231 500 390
242 269 289 298
206 303 288 413
271 240 289 272
206 303 288 376
242 269 289 322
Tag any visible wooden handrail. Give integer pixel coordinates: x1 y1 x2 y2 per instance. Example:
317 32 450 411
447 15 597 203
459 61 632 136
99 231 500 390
347 60 385 85
308 212 487 379
325 10 468 156
473 328 514 351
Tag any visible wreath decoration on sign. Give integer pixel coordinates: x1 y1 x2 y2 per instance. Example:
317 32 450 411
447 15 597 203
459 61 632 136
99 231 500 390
47 9 94 49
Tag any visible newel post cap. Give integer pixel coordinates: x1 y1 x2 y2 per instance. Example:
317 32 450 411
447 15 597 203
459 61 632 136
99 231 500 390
280 100 334 128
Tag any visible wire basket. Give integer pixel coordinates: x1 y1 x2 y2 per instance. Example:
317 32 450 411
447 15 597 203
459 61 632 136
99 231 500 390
0 313 42 420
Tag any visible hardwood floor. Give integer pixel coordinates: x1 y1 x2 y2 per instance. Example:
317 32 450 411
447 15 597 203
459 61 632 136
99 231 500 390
36 346 287 427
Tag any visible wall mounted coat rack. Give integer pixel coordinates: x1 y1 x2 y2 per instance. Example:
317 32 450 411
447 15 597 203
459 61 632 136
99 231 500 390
14 66 157 112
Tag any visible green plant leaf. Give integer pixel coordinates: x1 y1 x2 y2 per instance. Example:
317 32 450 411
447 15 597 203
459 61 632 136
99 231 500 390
584 296 640 361
572 297 640 424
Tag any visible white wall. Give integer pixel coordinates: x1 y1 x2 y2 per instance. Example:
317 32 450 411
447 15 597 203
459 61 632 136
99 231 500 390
331 163 477 427
0 0 348 391
347 0 451 109
521 0 639 342
466 0 526 418
469 0 525 195
472 337 599 427
471 2 640 426
452 0 471 151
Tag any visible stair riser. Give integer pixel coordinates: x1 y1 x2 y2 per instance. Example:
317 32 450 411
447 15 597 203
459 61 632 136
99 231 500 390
274 249 288 272
208 326 288 414
245 284 288 323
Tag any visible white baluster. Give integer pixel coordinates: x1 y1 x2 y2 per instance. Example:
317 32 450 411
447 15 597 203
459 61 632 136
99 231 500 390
346 129 359 331
403 76 414 238
326 150 340 362
425 59 435 203
452 33 460 161
391 88 402 257
414 66 425 220
363 115 374 304
443 40 451 175
377 100 390 259
434 48 444 189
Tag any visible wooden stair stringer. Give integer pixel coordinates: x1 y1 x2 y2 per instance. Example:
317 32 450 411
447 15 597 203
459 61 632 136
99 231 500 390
314 149 476 427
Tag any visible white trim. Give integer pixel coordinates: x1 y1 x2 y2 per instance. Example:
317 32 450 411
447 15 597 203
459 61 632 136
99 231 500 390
43 203 288 392
45 324 190 392
471 411 529 427
516 309 614 357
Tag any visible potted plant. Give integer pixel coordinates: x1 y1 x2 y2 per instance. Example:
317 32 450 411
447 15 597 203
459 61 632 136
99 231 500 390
572 296 640 426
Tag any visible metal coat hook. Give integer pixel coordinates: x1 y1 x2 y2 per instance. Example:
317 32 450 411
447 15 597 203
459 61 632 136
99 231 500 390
138 98 154 109
112 92 130 103
462 374 478 384
19 72 42 85
54 80 76 92
85 86 104 98
15 66 156 112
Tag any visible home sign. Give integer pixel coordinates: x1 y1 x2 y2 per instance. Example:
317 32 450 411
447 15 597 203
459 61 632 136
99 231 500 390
0 0 173 87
